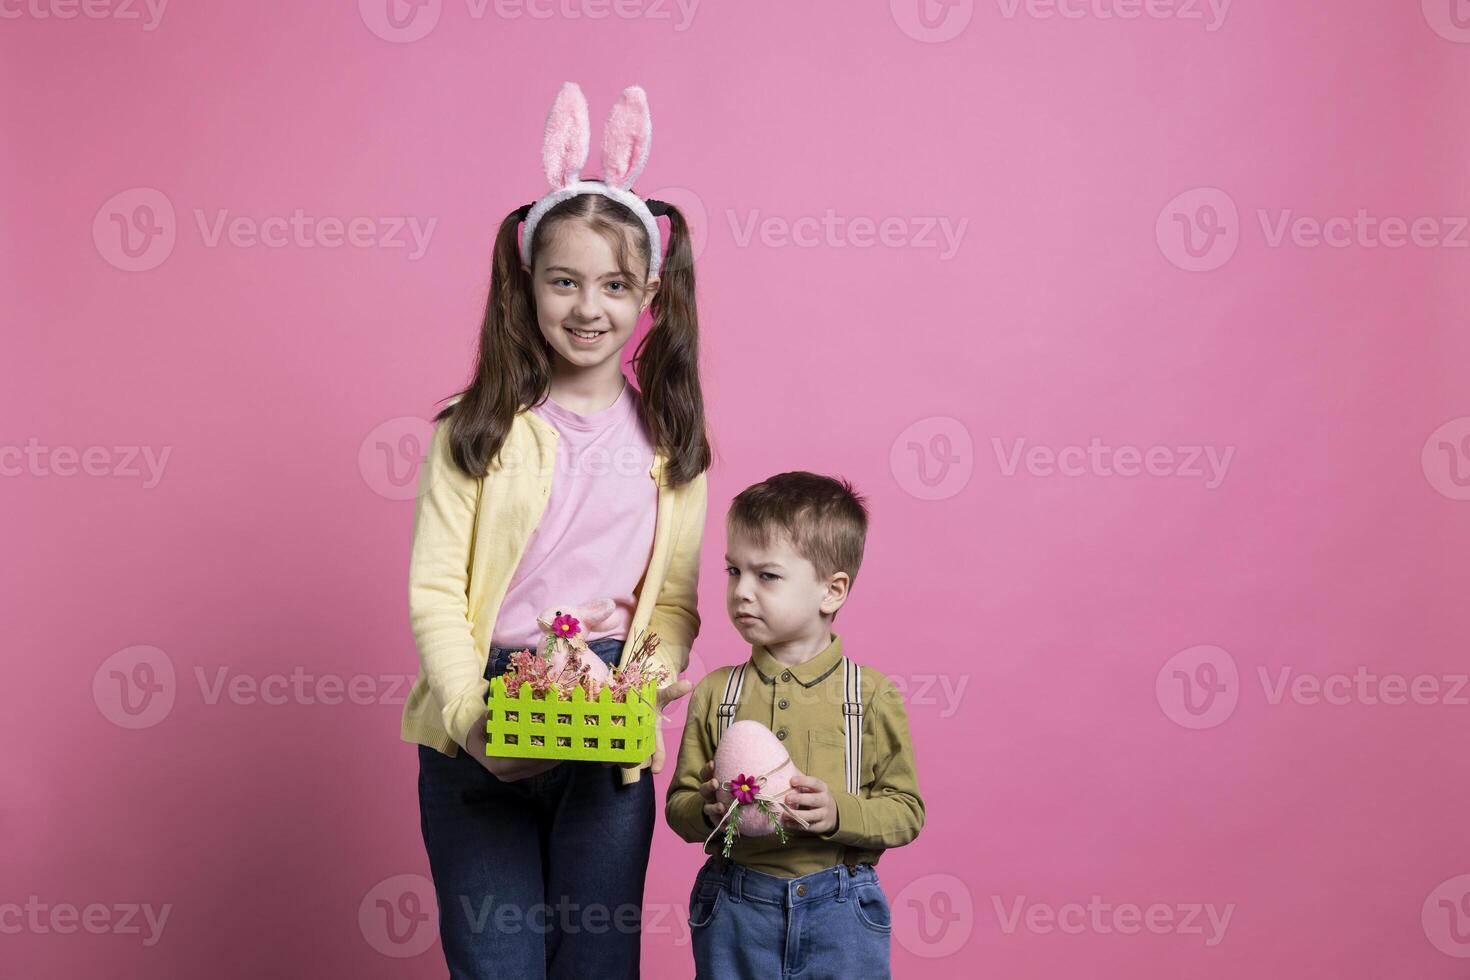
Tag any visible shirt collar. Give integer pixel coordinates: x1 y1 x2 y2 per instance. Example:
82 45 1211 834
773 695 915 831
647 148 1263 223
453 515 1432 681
521 410 668 484
750 631 844 686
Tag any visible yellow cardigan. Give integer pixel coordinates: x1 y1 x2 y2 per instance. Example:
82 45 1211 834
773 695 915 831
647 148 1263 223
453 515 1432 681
400 398 707 786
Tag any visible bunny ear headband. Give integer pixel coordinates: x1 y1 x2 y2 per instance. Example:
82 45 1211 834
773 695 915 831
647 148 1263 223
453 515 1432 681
517 82 668 280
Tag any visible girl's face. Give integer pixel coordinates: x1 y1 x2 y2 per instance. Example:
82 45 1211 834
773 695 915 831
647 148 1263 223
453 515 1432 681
525 220 659 372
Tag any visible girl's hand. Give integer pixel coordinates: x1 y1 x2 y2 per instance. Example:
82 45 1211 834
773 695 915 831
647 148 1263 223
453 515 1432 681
781 775 837 835
483 755 561 782
649 679 692 774
609 678 693 774
464 715 561 782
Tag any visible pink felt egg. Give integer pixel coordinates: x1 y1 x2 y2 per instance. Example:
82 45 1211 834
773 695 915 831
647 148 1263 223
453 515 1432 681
714 720 802 837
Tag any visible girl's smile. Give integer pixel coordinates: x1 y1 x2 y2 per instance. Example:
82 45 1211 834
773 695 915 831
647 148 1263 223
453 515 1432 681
566 325 609 344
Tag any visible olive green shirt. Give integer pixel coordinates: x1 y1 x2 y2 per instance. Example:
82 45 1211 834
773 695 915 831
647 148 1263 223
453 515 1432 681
665 632 925 877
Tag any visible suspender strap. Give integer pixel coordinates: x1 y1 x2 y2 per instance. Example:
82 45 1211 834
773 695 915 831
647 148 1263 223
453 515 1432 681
717 658 861 796
716 664 747 740
842 657 863 796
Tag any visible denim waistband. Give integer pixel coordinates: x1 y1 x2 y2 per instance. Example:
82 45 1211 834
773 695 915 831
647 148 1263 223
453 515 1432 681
698 855 878 908
486 637 625 680
489 636 625 657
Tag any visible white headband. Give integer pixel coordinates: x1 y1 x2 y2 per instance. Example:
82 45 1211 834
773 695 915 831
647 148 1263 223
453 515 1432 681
518 82 664 280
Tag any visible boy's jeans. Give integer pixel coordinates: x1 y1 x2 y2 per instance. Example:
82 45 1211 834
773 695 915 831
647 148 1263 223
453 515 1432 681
417 637 654 980
688 853 893 979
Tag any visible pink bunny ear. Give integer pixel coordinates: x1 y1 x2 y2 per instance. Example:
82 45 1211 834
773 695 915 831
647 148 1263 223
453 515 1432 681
600 85 652 190
576 598 618 629
542 82 590 189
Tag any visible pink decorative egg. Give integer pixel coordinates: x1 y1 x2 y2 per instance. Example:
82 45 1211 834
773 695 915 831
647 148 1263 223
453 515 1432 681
714 720 802 837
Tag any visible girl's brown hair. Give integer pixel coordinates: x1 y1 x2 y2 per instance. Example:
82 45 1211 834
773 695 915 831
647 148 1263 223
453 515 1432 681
434 187 710 487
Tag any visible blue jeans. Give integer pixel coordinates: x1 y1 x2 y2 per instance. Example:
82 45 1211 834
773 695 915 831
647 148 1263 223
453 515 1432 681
688 854 893 979
417 636 654 980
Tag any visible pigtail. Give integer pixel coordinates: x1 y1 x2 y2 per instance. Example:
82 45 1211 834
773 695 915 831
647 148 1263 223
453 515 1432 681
435 208 550 477
631 201 711 488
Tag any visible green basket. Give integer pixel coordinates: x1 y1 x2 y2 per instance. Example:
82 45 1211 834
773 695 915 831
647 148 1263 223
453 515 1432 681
485 675 659 763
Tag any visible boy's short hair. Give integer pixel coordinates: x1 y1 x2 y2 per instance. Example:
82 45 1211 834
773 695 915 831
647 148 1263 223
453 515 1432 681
727 471 869 588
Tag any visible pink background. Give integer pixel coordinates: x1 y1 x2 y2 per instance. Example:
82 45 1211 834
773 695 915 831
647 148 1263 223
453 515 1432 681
5 1 1470 976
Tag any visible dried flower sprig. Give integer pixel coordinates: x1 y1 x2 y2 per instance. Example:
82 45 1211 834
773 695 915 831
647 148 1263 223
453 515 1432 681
502 625 668 706
719 775 790 857
609 628 669 706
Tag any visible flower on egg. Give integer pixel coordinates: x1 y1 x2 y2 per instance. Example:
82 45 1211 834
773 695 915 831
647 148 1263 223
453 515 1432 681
729 773 759 805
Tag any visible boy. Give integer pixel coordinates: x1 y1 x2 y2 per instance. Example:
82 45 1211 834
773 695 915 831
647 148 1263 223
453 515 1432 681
665 472 925 979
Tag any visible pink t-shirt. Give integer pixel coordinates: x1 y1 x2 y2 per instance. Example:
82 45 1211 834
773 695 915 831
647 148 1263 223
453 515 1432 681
489 377 659 651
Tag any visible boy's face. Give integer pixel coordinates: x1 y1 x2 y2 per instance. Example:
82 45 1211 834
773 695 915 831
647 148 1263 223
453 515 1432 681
724 526 847 645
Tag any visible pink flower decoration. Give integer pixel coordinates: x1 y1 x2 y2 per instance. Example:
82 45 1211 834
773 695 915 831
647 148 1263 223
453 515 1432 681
729 774 759 805
551 614 581 639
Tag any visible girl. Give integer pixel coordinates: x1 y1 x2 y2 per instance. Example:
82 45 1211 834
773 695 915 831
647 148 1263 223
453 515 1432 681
401 83 710 979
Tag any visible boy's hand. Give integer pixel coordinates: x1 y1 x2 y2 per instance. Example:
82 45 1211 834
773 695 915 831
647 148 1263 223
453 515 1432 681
696 760 728 828
781 774 837 835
